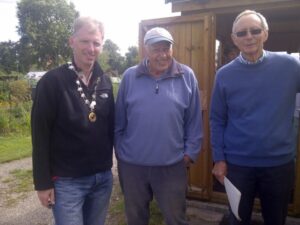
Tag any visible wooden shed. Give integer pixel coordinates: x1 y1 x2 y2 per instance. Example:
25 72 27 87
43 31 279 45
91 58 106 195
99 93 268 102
138 0 300 216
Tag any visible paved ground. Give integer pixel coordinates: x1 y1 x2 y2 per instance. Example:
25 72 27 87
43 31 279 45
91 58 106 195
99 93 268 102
1 157 300 225
0 157 52 225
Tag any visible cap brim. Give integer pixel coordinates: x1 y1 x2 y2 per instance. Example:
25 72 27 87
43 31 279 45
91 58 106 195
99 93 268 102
145 37 174 45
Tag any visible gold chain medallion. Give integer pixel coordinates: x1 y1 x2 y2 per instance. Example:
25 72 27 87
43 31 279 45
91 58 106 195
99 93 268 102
88 112 97 122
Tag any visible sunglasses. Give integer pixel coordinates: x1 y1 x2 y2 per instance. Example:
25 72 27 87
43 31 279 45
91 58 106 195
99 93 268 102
235 28 263 38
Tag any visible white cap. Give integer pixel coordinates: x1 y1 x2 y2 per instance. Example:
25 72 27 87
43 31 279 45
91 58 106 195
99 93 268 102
144 27 174 45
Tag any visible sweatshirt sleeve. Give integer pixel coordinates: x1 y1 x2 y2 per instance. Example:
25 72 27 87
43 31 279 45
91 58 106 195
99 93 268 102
183 70 203 162
31 73 57 190
210 74 227 162
114 72 128 157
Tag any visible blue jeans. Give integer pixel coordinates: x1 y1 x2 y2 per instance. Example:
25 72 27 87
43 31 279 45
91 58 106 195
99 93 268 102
118 160 188 225
52 170 113 225
227 161 295 225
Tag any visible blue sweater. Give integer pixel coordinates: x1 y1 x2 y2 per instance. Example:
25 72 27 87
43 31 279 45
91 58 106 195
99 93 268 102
115 59 203 166
210 51 300 167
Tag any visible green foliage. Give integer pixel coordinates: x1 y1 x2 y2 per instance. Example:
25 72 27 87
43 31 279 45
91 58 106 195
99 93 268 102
98 50 110 72
99 40 139 76
17 0 79 70
99 39 125 75
0 73 25 102
9 103 31 134
0 77 31 136
9 80 31 103
123 46 139 71
0 79 10 102
0 68 5 76
0 110 10 135
0 136 31 163
0 102 32 136
0 41 19 73
8 79 31 103
112 81 120 99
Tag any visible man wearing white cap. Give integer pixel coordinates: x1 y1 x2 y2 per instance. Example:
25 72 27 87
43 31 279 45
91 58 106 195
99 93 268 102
115 27 203 225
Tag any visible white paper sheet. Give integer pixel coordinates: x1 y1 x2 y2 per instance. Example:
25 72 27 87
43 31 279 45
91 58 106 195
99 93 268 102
224 176 242 221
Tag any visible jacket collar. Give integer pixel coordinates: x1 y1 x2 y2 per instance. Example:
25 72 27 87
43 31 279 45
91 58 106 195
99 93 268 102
67 59 104 79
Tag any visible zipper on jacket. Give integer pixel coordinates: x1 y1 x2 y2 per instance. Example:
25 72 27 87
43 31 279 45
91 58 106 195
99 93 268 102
155 80 159 94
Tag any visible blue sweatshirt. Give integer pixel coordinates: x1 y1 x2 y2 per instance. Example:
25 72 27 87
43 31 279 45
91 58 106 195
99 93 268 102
115 59 203 166
210 51 300 167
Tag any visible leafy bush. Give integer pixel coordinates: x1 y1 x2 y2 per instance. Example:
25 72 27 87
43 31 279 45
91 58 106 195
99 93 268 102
8 79 31 103
0 101 31 136
0 108 10 135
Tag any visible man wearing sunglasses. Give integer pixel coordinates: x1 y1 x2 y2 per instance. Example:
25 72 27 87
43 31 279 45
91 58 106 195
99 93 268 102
210 10 300 225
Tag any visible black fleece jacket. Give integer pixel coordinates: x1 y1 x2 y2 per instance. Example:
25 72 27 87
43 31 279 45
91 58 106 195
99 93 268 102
31 62 114 190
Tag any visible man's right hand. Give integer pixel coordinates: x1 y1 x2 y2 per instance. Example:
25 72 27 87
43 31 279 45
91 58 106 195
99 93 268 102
212 160 227 185
37 188 55 208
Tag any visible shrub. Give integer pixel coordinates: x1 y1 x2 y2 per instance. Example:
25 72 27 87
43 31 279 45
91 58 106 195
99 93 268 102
0 101 31 136
8 79 31 103
0 108 10 135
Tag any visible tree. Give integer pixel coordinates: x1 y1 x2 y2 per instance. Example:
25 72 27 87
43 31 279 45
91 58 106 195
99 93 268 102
98 41 139 76
17 0 78 70
0 41 19 73
100 39 125 75
123 46 139 72
98 50 110 72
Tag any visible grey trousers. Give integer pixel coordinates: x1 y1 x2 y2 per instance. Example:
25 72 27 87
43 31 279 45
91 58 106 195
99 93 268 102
118 160 188 225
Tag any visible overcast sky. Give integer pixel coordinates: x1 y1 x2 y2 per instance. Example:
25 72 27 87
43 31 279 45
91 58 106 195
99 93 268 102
0 0 179 55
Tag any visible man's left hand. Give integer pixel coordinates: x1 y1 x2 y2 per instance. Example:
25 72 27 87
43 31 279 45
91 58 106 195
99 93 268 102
184 155 192 167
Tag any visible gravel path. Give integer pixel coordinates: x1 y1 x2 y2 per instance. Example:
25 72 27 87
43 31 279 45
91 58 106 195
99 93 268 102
0 157 53 225
0 156 119 225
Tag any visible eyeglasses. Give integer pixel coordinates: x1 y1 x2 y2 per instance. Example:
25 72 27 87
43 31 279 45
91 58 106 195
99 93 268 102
234 28 263 38
150 47 171 55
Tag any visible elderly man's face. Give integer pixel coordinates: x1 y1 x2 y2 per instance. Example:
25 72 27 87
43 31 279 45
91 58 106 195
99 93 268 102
231 14 268 62
146 41 173 76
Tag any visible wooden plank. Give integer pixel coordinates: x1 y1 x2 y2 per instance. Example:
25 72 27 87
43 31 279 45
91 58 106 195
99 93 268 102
270 21 300 33
292 125 300 215
171 0 300 14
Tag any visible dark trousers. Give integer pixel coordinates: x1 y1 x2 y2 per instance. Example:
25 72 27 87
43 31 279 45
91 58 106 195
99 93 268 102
227 160 295 225
118 160 188 225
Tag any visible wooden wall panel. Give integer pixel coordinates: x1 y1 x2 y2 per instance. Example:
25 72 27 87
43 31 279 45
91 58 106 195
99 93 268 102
171 0 300 14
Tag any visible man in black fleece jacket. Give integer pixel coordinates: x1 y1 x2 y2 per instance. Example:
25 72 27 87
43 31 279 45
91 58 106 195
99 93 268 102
31 16 114 225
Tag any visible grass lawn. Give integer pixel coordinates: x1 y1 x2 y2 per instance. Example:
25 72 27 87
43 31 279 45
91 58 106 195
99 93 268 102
0 135 31 163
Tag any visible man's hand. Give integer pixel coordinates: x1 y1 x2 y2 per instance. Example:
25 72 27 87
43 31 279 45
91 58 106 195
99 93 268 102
212 160 227 185
184 154 193 167
37 188 55 209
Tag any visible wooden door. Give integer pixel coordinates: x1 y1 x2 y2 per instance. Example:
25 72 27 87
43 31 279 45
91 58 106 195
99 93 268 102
139 13 216 200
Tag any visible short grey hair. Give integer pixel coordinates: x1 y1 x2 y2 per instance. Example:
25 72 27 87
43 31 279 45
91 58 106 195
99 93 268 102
72 16 104 38
232 10 269 32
